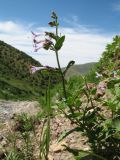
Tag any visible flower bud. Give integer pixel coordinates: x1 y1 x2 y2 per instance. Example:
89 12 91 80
51 11 57 19
48 21 56 27
45 32 57 40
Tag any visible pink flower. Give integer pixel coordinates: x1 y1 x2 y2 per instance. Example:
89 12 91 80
31 31 53 52
34 46 43 52
98 82 107 91
34 39 53 51
30 65 55 73
30 66 46 73
31 31 42 39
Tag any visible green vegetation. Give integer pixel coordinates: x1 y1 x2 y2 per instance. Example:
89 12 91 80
0 40 40 99
59 35 120 160
0 40 60 100
96 35 120 76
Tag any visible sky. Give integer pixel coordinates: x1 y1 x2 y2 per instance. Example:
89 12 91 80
0 0 120 67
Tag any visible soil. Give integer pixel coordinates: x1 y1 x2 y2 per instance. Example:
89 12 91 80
0 100 89 160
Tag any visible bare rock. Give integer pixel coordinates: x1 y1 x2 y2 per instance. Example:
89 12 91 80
0 100 40 123
50 141 67 153
95 81 107 98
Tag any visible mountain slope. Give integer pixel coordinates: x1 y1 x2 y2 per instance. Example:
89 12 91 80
64 62 96 78
0 40 46 100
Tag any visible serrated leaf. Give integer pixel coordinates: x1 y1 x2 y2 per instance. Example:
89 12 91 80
55 36 65 50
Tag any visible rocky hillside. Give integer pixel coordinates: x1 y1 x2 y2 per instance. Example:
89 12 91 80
96 35 120 76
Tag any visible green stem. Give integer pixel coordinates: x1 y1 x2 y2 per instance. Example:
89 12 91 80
55 43 75 115
55 18 67 99
55 50 67 99
45 76 51 159
54 16 75 115
56 17 58 37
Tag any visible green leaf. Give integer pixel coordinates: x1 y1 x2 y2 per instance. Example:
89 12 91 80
75 151 89 159
107 79 120 89
63 146 106 160
115 87 120 97
55 36 65 50
57 130 68 142
57 127 82 142
63 60 75 75
102 119 112 132
113 118 120 132
104 97 119 112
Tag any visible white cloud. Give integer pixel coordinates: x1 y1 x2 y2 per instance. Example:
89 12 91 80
0 21 24 33
0 21 113 67
0 21 33 52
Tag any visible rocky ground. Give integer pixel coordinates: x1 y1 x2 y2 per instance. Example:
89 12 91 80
0 100 89 160
0 100 39 123
0 79 116 160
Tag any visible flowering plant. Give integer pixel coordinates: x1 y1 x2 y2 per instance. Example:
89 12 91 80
31 11 75 99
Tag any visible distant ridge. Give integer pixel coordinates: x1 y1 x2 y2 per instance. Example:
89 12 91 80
64 62 96 78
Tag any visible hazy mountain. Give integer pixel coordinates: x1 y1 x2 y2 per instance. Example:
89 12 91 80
64 62 96 78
